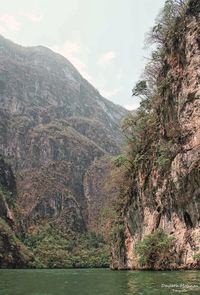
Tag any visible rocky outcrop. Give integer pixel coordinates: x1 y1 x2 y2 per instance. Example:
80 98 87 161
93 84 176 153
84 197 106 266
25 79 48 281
0 217 33 268
0 35 127 246
112 0 200 270
0 157 33 267
0 157 17 226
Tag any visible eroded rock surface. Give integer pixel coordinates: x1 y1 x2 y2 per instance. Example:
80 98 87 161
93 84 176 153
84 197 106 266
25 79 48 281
112 1 200 270
0 36 127 244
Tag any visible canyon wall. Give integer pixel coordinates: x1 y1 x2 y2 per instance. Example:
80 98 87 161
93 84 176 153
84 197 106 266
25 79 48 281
0 36 127 266
112 0 200 270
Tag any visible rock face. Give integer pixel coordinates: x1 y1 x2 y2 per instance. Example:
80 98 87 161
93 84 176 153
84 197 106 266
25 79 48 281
0 156 16 226
83 156 123 240
0 157 33 267
0 35 127 243
112 0 200 270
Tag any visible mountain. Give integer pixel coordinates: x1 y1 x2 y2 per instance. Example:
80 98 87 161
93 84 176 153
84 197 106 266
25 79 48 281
0 35 127 267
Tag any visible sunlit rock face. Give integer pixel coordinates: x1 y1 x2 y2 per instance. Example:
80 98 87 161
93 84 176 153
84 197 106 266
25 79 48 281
0 35 127 234
112 1 200 270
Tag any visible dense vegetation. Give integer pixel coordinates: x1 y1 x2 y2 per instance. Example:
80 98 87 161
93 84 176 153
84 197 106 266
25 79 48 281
0 186 110 269
0 217 33 268
24 225 110 268
0 188 33 268
135 229 175 269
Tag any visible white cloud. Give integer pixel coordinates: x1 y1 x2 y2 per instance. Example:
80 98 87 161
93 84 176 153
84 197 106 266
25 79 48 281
116 72 123 80
124 103 139 110
97 51 116 68
0 12 42 34
102 88 121 98
51 41 92 82
0 14 21 31
0 25 7 34
18 11 43 23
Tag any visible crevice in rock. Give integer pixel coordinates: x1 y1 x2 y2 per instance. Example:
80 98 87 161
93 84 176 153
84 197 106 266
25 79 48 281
183 212 193 228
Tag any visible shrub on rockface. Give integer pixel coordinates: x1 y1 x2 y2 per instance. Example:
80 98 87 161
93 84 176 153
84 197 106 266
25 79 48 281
193 254 200 263
118 0 186 175
135 229 175 269
192 236 200 264
0 218 33 268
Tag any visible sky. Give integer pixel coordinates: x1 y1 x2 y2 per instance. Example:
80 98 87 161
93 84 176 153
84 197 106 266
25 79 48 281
0 0 166 110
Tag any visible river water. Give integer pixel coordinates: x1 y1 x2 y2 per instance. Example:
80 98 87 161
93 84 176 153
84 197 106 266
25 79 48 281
0 268 200 295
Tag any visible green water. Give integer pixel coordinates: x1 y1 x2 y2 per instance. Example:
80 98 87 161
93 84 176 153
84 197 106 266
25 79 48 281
0 269 200 295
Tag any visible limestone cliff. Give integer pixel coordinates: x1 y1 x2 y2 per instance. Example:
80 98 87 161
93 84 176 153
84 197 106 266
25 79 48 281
0 36 127 266
112 0 200 270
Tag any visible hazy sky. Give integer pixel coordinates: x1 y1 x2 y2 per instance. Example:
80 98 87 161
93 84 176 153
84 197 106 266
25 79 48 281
0 0 165 109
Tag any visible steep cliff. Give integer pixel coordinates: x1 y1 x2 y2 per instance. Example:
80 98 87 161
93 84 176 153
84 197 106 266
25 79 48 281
0 36 127 267
0 157 33 267
112 0 200 270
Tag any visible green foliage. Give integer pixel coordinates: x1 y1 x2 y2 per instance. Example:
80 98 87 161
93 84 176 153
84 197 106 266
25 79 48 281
192 236 200 263
155 140 175 170
101 207 117 220
193 254 200 262
124 1 186 174
110 222 125 240
122 109 158 168
24 225 110 268
149 0 189 47
112 154 130 169
0 218 18 243
142 0 189 101
110 220 126 258
0 187 14 207
0 189 20 228
132 80 148 98
155 155 171 170
0 218 33 267
135 229 175 269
